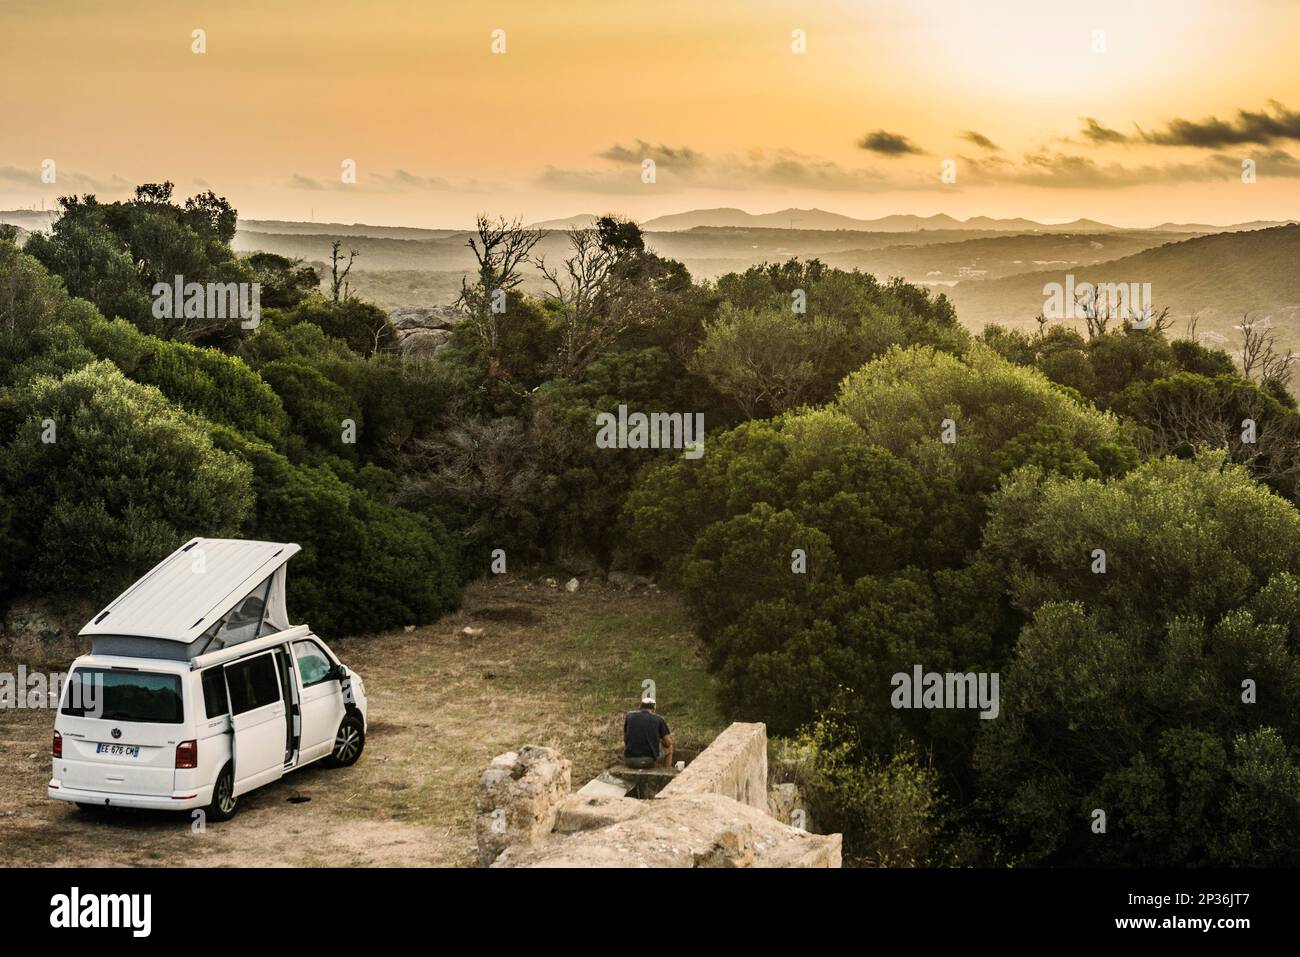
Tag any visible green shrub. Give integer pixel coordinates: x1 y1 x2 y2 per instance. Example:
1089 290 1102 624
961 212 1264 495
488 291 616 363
278 296 396 356
257 357 361 459
0 361 253 600
790 706 946 867
0 242 97 392
80 317 288 445
974 456 1300 865
214 427 461 636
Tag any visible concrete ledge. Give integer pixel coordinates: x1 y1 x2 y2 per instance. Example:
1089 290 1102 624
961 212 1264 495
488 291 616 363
658 721 768 811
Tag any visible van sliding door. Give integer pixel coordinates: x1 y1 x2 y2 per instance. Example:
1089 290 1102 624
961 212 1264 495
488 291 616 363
224 651 287 796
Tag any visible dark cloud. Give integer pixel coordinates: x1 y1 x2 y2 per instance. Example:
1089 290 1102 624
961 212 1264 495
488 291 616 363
857 130 924 156
374 169 452 191
1143 100 1300 147
597 141 705 167
1080 117 1129 145
957 130 1000 151
1237 148 1300 177
961 148 1300 187
288 173 327 191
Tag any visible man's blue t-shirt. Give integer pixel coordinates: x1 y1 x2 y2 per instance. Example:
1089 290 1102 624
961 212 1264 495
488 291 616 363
624 709 669 759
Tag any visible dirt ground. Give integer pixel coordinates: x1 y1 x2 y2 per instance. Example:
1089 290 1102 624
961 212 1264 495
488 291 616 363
0 577 724 867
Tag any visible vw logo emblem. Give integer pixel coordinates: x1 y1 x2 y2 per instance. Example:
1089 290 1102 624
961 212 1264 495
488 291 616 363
111 728 122 739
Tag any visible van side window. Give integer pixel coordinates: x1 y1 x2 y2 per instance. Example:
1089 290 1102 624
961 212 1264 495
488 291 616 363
225 654 281 715
200 668 229 719
292 640 333 687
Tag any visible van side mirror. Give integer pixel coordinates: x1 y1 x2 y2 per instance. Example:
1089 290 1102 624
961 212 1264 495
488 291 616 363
334 664 350 681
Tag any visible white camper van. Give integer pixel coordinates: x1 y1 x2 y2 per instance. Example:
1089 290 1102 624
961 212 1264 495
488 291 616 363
48 538 368 821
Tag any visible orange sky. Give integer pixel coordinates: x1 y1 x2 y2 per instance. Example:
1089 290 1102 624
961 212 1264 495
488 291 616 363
3 0 1300 227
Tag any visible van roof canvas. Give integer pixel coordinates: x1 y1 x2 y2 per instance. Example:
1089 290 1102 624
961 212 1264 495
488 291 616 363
79 538 301 646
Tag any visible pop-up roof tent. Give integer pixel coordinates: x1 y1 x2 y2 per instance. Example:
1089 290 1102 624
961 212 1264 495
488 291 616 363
80 538 302 662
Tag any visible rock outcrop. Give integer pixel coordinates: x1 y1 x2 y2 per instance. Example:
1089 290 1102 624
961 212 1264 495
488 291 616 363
474 745 572 866
389 305 461 356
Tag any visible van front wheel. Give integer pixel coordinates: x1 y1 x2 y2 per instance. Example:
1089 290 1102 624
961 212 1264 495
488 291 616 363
327 715 365 767
206 764 237 822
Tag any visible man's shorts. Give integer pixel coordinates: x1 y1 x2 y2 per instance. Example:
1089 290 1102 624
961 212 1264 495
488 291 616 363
624 744 663 768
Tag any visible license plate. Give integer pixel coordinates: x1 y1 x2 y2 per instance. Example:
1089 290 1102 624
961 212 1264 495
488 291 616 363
96 743 140 758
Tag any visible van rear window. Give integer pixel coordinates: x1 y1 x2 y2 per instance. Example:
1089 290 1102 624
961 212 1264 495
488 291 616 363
61 668 183 724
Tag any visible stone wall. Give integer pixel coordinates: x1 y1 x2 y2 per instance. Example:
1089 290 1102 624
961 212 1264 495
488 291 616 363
475 721 841 868
657 721 768 811
474 745 571 866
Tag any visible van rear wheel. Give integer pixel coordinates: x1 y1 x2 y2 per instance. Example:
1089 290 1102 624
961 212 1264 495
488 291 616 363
206 763 237 822
327 714 365 767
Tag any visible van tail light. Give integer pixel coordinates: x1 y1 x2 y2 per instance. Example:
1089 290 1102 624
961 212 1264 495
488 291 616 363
52 731 62 759
175 740 198 769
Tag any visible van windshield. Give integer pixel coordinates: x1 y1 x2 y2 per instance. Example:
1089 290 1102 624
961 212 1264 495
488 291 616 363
61 668 183 724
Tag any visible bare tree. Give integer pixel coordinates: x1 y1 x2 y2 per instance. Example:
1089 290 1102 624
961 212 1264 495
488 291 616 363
1072 285 1170 339
1073 285 1112 339
455 215 543 361
1033 312 1050 341
1237 313 1296 389
537 227 625 376
330 240 358 303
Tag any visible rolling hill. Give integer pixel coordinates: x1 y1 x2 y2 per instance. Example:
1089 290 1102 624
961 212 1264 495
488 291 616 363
944 224 1300 350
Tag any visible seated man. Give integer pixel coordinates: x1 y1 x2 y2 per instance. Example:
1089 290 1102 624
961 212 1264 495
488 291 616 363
623 695 673 769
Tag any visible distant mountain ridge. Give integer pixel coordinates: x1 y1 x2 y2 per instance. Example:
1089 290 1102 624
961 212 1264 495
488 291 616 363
11 207 1298 238
637 207 1296 234
0 210 59 232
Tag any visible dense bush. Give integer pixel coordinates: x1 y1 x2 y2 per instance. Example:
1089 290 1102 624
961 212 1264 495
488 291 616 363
80 317 289 445
276 296 397 357
1 237 463 637
213 427 462 636
624 347 1136 770
0 240 97 391
1114 371 1300 500
0 361 253 599
239 317 456 462
26 187 252 341
785 706 947 866
974 455 1300 864
257 357 362 458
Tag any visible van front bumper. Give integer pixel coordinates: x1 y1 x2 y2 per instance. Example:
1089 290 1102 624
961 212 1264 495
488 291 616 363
49 780 213 812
